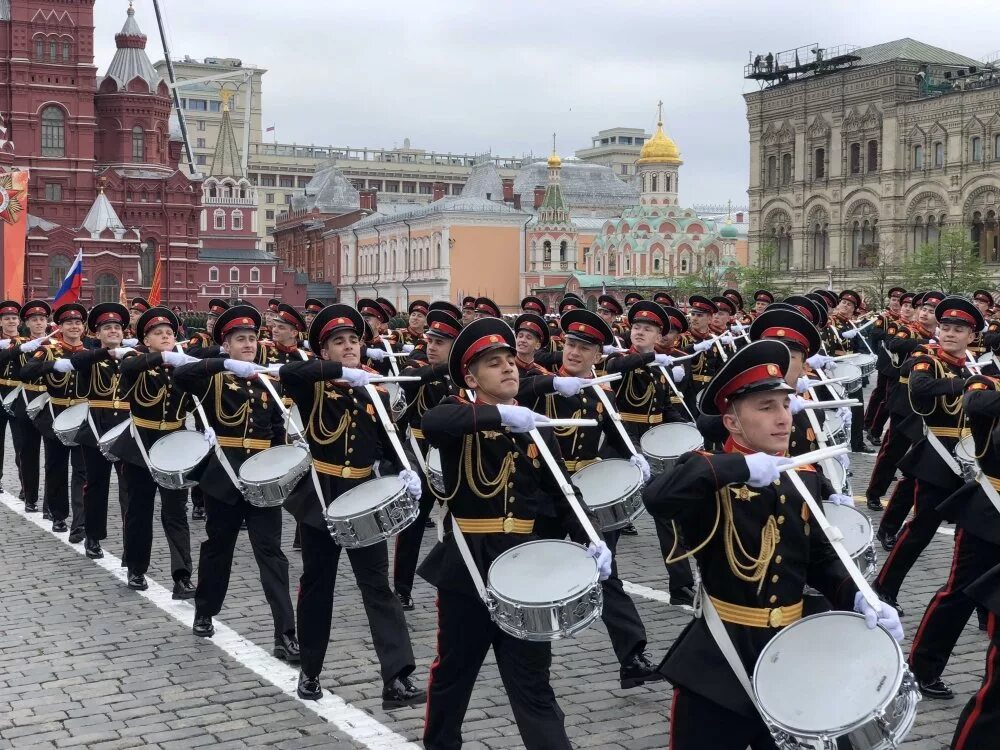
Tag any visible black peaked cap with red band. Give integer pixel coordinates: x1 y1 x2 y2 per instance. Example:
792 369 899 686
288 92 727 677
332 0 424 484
558 296 583 314
814 289 838 309
723 288 745 309
54 303 87 325
375 297 397 319
207 298 230 317
900 291 916 306
839 289 862 309
935 296 984 331
136 306 179 339
274 303 307 332
973 289 994 306
428 300 461 321
712 296 736 316
408 299 430 315
474 296 501 318
268 298 281 313
804 293 831 326
130 296 150 313
426 310 463 340
749 308 821 357
213 305 261 345
462 296 476 311
628 300 668 329
753 290 775 304
304 298 325 315
520 295 547 315
309 304 365 355
701 339 793 417
514 312 550 349
652 291 675 306
356 297 388 324
688 294 719 316
0 300 20 318
661 305 689 334
88 303 129 332
888 287 906 300
597 294 623 316
19 299 51 322
624 293 644 305
447 317 515 385
920 290 944 308
561 309 614 347
783 295 827 329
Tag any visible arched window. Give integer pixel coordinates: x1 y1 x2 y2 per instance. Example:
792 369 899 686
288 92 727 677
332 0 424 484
231 209 243 231
811 222 828 270
680 258 688 273
94 273 119 304
665 175 672 192
927 215 940 246
814 148 826 179
559 240 567 263
35 38 44 59
624 255 630 272
214 209 226 230
131 126 144 162
913 144 924 169
48 39 56 60
995 134 1000 161
766 156 776 187
41 107 65 156
912 216 925 251
48 255 71 296
867 140 878 172
542 240 551 264
209 266 219 282
139 240 156 285
934 142 944 167
249 266 260 282
653 256 662 272
229 267 239 282
972 136 983 162
849 143 861 174
62 41 70 62
608 254 617 274
781 153 792 184
596 258 602 272
651 174 658 192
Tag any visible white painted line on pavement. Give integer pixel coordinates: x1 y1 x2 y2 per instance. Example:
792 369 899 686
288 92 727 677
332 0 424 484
0 490 419 750
622 580 672 604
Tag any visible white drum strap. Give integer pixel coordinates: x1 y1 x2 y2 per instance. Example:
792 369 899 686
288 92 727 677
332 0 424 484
407 427 428 474
129 419 155 472
699 588 765 714
449 516 489 603
974 471 1000 515
925 428 964 477
86 407 101 443
47 397 55 422
191 393 243 491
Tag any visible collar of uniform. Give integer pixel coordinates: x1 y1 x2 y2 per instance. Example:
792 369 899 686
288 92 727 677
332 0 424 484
407 327 424 337
274 342 299 353
887 310 900 321
515 355 535 370
689 329 710 341
914 323 933 338
935 347 966 368
724 435 785 458
59 341 85 353
709 322 726 335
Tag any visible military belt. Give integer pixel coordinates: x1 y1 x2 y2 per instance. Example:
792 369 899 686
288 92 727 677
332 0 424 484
453 517 534 534
312 459 372 480
708 596 803 628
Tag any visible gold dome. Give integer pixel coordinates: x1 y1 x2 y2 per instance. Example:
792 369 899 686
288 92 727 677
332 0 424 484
638 120 681 166
547 150 562 168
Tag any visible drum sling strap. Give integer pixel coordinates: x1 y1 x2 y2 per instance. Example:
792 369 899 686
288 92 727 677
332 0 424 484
924 428 964 477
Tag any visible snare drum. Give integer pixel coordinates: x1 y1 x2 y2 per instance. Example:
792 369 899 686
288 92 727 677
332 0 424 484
823 502 876 579
955 434 979 482
98 419 131 462
831 362 862 394
426 447 444 494
487 539 602 641
285 404 304 440
1 385 21 416
52 401 92 447
822 457 848 495
147 429 212 489
640 422 704 475
753 611 920 750
239 444 311 507
325 476 418 548
821 412 847 446
846 353 876 377
571 459 644 531
25 391 50 420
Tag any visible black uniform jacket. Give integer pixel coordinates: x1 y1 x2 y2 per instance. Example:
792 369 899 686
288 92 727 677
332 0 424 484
68 347 132 447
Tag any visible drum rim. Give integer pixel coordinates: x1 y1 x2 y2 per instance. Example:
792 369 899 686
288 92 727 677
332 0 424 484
639 422 704 458
147 429 212 472
325 476 408 520
751 611 906 736
238 444 310 482
487 538 599 605
53 400 90 429
98 418 130 444
821 501 873 555
570 458 643 506
1 386 20 405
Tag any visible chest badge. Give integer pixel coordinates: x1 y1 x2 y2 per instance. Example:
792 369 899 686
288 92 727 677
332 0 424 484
731 485 760 502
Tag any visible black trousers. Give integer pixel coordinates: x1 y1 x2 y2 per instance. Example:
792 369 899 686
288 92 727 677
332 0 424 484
863 373 889 433
848 386 865 450
423 588 572 750
42 437 85 528
392 471 435 599
0 408 13 484
878 475 915 538
12 416 41 505
951 612 1000 750
80 445 126 541
121 462 192 580
195 493 294 636
297 522 415 683
866 415 909 505
669 686 778 750
910 531 1000 683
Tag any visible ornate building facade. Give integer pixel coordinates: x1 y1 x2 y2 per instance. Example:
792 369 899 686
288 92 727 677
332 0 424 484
746 38 1000 287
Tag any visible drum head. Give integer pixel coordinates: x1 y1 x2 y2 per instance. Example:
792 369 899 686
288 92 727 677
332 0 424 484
639 423 703 458
240 445 308 481
832 363 862 381
822 502 871 557
286 405 304 437
329 476 404 518
100 419 130 445
148 430 211 470
488 540 597 604
821 458 846 490
2 388 20 407
956 435 978 462
571 459 641 506
427 447 441 473
754 612 903 734
53 401 89 429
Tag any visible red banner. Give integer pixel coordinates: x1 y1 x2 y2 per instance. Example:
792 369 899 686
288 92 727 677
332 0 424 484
147 251 162 307
0 170 28 302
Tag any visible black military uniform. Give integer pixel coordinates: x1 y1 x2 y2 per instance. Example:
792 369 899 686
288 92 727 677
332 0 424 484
653 305 695 422
115 307 194 593
173 305 297 658
643 341 859 749
683 295 725 413
512 312 553 376
279 304 422 708
20 303 89 536
419 317 583 750
874 297 981 616
188 298 230 351
863 287 905 441
826 289 869 452
0 301 23 495
356 298 396 375
388 299 430 357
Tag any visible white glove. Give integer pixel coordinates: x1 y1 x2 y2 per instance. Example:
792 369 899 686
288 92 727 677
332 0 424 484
0 339 9 349
587 541 613 581
53 358 74 373
303 341 311 351
796 376 815 394
110 347 135 360
827 493 855 507
671 365 685 383
399 469 422 500
122 338 138 347
788 395 807 415
837 406 852 428
731 322 746 334
19 336 48 353
293 438 309 451
719 334 735 346
202 425 217 447
223 358 262 379
339 367 372 387
854 592 904 642
497 404 543 433
161 351 199 367
603 345 626 355
841 329 858 339
553 376 588 396
745 452 784 487
692 340 714 353
806 353 834 370
836 452 851 472
401 344 416 354
365 347 388 362
653 353 674 367
630 453 651 483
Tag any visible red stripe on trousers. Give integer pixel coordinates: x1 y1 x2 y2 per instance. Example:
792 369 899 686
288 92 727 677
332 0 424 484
954 612 998 750
669 687 680 749
424 594 442 731
909 529 964 659
876 478 919 589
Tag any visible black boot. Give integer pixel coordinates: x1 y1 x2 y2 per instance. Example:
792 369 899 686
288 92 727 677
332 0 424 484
619 651 666 690
382 674 426 709
172 577 195 600
191 506 205 521
84 537 103 559
297 671 322 700
876 528 897 552
68 528 85 544
866 497 883 512
192 614 214 638
51 518 68 533
127 571 148 591
918 677 954 700
274 633 300 663
670 586 696 607
396 591 414 611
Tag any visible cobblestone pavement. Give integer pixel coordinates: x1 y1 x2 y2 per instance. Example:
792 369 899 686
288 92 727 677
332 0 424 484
0 427 985 748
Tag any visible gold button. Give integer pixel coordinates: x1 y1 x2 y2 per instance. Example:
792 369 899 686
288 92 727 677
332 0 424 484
348 448 353 454
769 595 777 604
771 575 779 583
350 435 356 441
777 515 785 524
768 608 784 628
779 495 786 501
507 482 514 488
775 555 782 564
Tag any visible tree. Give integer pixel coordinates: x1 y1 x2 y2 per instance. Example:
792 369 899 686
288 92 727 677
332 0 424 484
901 230 986 294
738 244 792 299
857 250 897 311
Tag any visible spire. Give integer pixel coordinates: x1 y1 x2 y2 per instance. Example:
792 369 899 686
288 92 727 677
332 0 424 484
103 2 162 92
547 131 562 170
81 189 126 239
210 92 244 178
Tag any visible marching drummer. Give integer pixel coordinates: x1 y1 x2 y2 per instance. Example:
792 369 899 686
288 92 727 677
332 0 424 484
66 303 133 561
750 289 773 319
389 300 429 353
0 301 22 498
512 311 553 377
826 289 872 453
189 298 230 350
171 304 298 659
418 316 611 750
863 287 905 446
275 303 425 708
302 298 324 330
684 295 729 403
127 297 150 339
643 340 902 749
460 295 477 325
115 307 195 596
356 298 397 374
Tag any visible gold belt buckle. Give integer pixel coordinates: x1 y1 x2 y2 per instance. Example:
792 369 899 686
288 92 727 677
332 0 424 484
342 466 353 479
768 607 784 628
242 438 252 448
113 400 121 409
503 516 515 533
159 420 167 430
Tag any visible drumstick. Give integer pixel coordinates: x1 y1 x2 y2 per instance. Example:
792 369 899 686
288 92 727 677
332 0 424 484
256 374 306 442
381 338 402 377
535 418 599 428
586 378 640 457
587 373 622 387
645 351 699 367
658 364 697 422
777 444 850 470
367 375 422 384
364 384 412 473
801 373 857 388
797 399 862 410
848 320 876 356
528 428 601 546
965 352 982 375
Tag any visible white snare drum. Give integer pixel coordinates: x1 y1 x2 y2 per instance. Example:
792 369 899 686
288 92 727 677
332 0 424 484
571 459 644 531
239 444 311 507
831 362 863 394
98 419 130 462
822 457 848 495
52 401 92 447
285 404 304 440
823 502 877 579
1 385 21 416
640 422 704 475
955 434 979 482
846 353 876 377
821 413 847 446
487 539 602 641
388 382 406 421
325 475 417 548
753 611 920 750
25 391 50 420
147 429 212 489
426 447 444 494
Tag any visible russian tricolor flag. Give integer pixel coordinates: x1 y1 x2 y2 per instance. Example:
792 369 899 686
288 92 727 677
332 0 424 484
52 249 84 308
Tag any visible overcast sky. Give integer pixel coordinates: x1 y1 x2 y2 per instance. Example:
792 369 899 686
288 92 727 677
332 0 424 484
95 1 999 207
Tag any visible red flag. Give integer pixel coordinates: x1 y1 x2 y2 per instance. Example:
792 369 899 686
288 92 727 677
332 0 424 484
147 251 162 307
118 274 127 306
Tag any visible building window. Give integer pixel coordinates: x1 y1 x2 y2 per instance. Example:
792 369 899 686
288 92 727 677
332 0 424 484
266 242 275 253
265 210 274 220
543 241 551 264
620 164 629 175
209 266 219 282
560 240 568 263
198 120 206 131
62 42 70 62
279 175 294 188
35 39 44 59
94 273 118 304
781 154 793 185
249 267 260 282
995 134 1000 161
196 138 205 148
196 154 207 166
866 140 878 172
139 240 156 284
229 267 239 282
811 223 829 270
913 144 924 169
131 126 144 162
651 174 658 192
972 136 983 162
260 175 276 187
849 143 861 174
766 156 776 187
934 142 944 168
49 40 57 60
653 257 661 272
624 255 630 272
814 148 825 179
231 209 243 230
264 193 275 204
48 255 70 296
284 194 292 205
214 209 225 230
209 101 221 112
40 107 65 157
680 258 688 273
188 99 207 111
44 183 61 201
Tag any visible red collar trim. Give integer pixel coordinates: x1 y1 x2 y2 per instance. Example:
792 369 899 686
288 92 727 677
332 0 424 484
723 436 785 457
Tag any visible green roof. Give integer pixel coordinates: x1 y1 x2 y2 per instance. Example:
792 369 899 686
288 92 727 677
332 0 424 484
854 38 983 68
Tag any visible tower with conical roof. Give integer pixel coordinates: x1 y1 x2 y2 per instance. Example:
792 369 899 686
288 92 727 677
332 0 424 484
637 101 682 207
527 134 578 275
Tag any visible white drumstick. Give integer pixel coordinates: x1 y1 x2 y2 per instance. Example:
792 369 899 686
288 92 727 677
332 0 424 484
587 373 622 386
528 428 601 545
646 350 699 365
802 374 856 388
798 399 862 410
535 418 599 428
776 444 850 470
368 375 422 384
